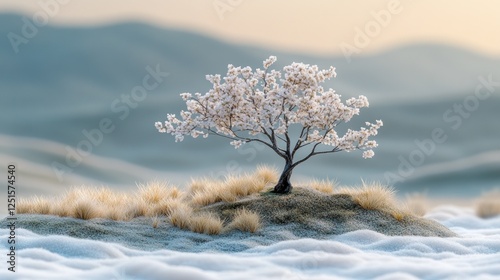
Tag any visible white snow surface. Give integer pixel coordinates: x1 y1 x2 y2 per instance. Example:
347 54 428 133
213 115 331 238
1 206 500 280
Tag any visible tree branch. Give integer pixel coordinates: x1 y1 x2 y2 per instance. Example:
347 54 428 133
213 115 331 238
291 144 341 168
292 126 308 158
208 128 287 159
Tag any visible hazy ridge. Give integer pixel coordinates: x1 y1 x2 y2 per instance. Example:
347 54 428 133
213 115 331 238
1 13 499 210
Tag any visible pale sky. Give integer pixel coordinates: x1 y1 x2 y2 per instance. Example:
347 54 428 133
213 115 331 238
1 0 499 56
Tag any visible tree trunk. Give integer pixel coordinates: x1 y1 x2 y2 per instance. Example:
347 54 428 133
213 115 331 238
272 161 294 194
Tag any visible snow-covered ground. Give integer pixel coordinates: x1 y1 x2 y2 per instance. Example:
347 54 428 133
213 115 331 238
1 206 499 280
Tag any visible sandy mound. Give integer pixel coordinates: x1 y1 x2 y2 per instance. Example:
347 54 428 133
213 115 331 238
203 187 455 237
3 188 455 252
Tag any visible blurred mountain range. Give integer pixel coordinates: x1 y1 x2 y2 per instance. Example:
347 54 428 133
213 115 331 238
1 13 499 211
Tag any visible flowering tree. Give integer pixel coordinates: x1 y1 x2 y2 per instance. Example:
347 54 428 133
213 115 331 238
155 56 382 194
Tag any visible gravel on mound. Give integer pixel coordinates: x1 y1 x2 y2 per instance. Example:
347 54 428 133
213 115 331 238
202 187 456 237
2 188 455 252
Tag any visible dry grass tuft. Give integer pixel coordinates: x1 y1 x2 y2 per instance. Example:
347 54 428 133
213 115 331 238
17 196 52 214
476 189 500 218
189 173 266 207
189 212 224 235
126 200 149 219
18 183 188 221
223 174 265 197
20 176 398 220
106 205 129 221
228 208 261 233
16 199 31 214
147 198 184 217
72 199 101 220
404 193 429 217
254 165 279 185
50 198 71 217
188 178 228 206
169 204 193 230
137 181 173 204
391 211 404 221
151 215 160 228
90 187 115 204
341 183 396 211
338 183 413 221
191 188 224 207
166 186 183 199
188 177 214 194
307 179 335 194
390 207 408 222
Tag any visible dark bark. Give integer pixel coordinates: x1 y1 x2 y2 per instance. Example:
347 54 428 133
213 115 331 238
272 161 294 194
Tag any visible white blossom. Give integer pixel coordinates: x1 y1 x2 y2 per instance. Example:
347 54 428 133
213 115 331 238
230 140 244 149
155 122 166 133
362 150 375 159
263 56 277 69
180 92 192 101
156 56 382 163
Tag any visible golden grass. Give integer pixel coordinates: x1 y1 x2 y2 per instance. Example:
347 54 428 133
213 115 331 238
224 174 266 197
20 167 278 222
187 177 212 194
50 199 70 217
91 187 115 204
20 178 389 218
255 165 279 185
147 198 184 217
18 168 276 234
151 215 160 228
340 183 396 211
191 188 224 206
338 183 416 222
227 208 261 233
389 205 414 222
106 205 129 221
17 183 188 221
169 204 193 230
126 200 149 219
189 173 267 207
307 179 335 194
391 211 404 221
17 196 51 214
188 178 226 206
404 193 429 217
137 181 173 204
188 212 224 235
476 189 500 218
72 199 101 220
16 199 31 214
18 167 426 234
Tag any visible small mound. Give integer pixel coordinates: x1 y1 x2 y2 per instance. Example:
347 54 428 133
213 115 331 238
202 187 455 237
4 187 456 252
14 172 455 238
